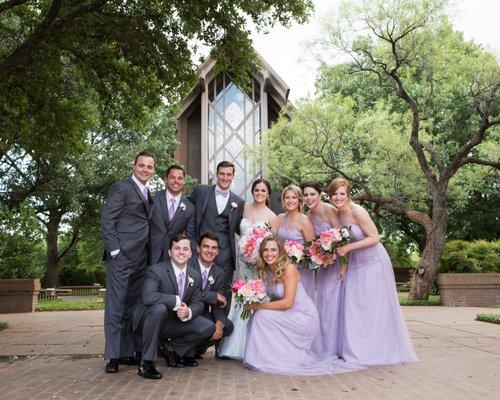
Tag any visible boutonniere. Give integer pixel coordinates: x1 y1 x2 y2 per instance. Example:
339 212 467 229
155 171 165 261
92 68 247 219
231 202 238 209
208 275 215 285
179 202 186 211
187 276 194 286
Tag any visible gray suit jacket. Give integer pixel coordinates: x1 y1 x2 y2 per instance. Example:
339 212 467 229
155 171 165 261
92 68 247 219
191 184 244 262
132 261 203 331
188 258 227 323
149 191 196 264
101 177 152 261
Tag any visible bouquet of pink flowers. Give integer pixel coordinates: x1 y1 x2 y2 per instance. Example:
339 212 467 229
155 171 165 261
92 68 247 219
318 226 351 266
283 239 305 264
305 239 336 270
231 278 270 319
238 225 273 265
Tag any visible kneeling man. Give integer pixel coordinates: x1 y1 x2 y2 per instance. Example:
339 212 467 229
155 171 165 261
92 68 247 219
189 233 234 358
133 234 215 379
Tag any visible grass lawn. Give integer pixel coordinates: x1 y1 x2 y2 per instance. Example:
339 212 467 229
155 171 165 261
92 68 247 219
0 321 8 330
476 313 500 325
36 298 105 312
398 292 441 306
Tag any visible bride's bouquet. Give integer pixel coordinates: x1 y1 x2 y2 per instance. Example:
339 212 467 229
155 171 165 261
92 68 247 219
231 278 270 320
238 225 273 265
283 240 306 264
318 226 351 267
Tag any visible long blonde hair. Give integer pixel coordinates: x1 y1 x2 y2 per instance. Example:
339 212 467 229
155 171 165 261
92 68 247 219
257 236 288 283
281 184 304 213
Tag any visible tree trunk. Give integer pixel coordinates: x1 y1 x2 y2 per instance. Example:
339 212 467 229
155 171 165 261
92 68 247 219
409 191 448 300
43 212 62 288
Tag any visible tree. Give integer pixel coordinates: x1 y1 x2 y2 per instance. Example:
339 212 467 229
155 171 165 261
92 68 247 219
261 0 499 298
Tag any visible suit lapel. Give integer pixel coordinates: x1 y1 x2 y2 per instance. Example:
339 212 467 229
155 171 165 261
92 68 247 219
129 177 149 210
169 195 186 226
201 186 215 219
158 190 170 227
165 261 179 296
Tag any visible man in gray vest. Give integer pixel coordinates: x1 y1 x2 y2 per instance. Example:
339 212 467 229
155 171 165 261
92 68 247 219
191 161 244 312
101 151 155 373
149 164 196 264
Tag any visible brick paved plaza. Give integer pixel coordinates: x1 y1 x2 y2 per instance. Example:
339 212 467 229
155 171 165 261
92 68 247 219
0 307 499 400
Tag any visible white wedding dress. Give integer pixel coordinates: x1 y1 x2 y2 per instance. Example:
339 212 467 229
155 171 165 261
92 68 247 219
218 218 267 359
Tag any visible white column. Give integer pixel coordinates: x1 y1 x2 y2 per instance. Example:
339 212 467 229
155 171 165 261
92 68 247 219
200 77 208 184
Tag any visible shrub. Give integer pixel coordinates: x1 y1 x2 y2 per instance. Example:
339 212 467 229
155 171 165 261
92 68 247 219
439 240 500 273
0 321 8 330
476 314 500 325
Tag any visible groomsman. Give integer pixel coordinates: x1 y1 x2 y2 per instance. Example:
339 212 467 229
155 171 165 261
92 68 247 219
190 161 244 311
189 234 234 358
100 151 155 373
149 165 196 264
133 234 215 379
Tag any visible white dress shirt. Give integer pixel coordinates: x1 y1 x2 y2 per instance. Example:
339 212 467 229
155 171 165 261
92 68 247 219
215 187 230 214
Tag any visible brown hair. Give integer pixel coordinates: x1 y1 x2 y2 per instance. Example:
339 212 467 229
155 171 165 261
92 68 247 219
327 178 352 200
257 236 289 283
134 151 155 165
164 164 185 178
252 178 272 205
281 184 304 213
216 160 235 174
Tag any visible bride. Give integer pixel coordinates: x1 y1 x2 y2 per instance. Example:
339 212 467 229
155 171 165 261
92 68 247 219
218 178 278 359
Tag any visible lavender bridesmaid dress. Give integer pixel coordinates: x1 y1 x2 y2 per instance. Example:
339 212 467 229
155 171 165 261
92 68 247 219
340 219 418 365
277 214 315 300
243 274 363 375
308 213 344 357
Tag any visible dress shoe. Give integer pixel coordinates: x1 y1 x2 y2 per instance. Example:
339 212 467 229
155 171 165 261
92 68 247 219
138 360 163 379
182 356 199 367
158 346 184 368
105 358 119 373
118 355 140 366
193 353 204 360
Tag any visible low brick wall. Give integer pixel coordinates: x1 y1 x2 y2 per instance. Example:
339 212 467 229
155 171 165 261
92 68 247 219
0 279 41 313
437 273 500 307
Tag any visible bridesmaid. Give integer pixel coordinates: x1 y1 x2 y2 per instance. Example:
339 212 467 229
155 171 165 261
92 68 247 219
276 185 316 300
302 181 344 357
243 236 363 375
329 178 418 365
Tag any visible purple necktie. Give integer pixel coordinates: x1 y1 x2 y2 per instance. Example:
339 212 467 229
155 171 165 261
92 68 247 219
177 270 185 299
202 270 208 289
168 198 176 220
142 186 149 200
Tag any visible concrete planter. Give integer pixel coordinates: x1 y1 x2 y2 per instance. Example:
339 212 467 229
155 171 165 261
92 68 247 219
437 273 500 307
0 279 41 313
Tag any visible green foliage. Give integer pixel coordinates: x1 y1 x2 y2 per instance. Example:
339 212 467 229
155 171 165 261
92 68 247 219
439 240 500 273
0 321 7 330
476 314 500 325
0 206 45 279
36 298 104 312
398 293 441 306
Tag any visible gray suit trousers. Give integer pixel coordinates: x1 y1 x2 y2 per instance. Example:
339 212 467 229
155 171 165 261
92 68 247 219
104 251 147 359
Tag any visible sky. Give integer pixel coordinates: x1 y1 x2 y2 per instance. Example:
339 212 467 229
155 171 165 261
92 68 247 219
251 0 500 102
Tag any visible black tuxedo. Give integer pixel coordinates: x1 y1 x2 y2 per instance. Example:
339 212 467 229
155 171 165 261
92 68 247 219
100 176 153 359
133 260 215 361
149 190 196 264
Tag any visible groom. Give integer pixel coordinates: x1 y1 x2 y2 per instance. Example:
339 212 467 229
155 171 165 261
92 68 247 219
191 161 244 312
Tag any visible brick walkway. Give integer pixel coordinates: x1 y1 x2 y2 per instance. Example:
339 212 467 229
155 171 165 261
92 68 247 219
0 307 499 400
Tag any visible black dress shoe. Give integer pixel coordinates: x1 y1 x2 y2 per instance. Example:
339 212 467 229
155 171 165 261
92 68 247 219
138 361 163 379
158 346 184 368
118 355 140 366
193 353 204 360
182 356 199 367
105 358 119 373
